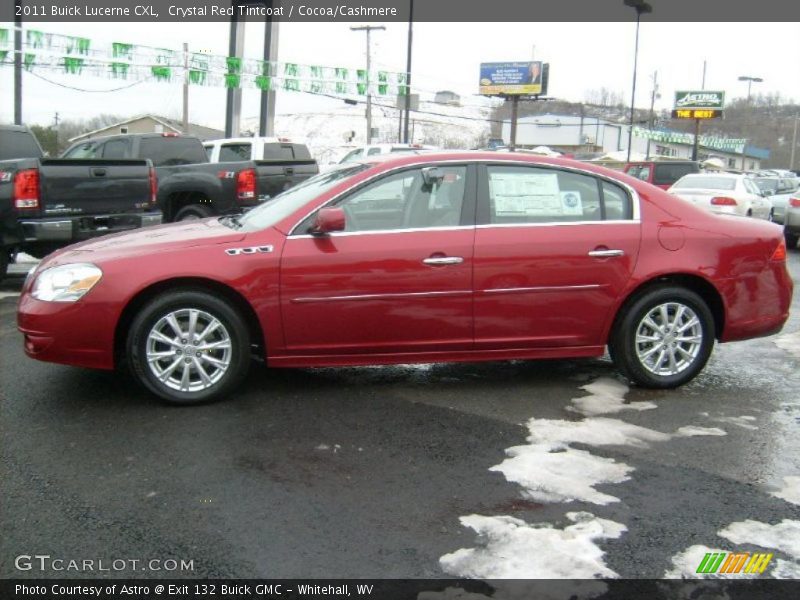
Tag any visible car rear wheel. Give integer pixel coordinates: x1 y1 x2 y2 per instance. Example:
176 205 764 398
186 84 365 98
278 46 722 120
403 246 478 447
786 229 799 249
174 204 212 221
609 286 715 388
127 290 251 404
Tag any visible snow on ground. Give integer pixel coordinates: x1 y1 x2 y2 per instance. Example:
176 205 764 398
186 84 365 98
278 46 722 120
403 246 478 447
771 476 800 506
566 378 657 417
708 415 759 431
664 544 750 579
719 519 800 561
673 426 727 437
439 512 625 579
774 330 800 361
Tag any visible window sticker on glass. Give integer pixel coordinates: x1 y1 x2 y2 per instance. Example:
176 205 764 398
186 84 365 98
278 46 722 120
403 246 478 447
559 191 583 215
490 171 562 216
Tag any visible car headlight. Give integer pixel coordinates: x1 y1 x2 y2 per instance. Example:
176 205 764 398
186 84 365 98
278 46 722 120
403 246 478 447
31 263 103 302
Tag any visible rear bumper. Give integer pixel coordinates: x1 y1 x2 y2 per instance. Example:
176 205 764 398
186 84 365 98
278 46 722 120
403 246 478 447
20 212 162 243
785 209 800 233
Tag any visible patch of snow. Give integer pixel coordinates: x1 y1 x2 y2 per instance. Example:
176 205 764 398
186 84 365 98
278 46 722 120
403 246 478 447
315 444 330 451
674 426 727 437
567 378 657 417
439 512 625 579
774 331 800 360
718 519 800 560
0 292 20 300
710 415 758 431
16 252 39 263
771 560 800 578
525 417 671 450
771 476 800 506
492 445 633 505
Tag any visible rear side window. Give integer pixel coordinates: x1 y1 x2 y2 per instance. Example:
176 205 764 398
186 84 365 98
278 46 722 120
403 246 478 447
102 139 129 159
367 147 382 156
0 130 43 159
219 143 251 162
653 163 697 185
484 166 631 224
63 141 100 159
138 137 207 166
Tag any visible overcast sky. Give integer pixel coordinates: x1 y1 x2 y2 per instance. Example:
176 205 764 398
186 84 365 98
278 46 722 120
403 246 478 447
1 21 798 130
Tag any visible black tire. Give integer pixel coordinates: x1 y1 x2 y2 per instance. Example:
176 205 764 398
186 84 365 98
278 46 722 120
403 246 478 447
609 286 715 389
785 229 799 250
126 289 251 405
174 203 213 221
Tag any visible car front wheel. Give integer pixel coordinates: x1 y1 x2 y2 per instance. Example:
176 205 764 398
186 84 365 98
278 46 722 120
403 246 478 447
609 286 715 388
127 290 251 404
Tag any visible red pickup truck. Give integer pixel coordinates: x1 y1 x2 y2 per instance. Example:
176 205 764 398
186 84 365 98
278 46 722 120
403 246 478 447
623 161 699 190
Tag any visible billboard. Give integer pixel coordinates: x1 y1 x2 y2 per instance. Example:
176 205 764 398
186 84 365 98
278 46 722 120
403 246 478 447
479 61 548 96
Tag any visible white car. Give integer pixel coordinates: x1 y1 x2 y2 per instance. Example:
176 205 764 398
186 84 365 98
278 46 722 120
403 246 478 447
668 173 772 220
338 143 437 164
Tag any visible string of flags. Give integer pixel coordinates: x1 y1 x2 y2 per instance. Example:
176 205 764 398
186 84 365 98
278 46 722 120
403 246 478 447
631 127 747 154
0 27 410 97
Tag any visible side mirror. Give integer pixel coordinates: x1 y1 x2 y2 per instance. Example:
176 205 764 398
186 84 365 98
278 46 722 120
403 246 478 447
421 166 444 187
312 207 346 234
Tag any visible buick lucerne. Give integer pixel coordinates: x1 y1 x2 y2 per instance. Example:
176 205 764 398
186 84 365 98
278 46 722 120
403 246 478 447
18 152 793 404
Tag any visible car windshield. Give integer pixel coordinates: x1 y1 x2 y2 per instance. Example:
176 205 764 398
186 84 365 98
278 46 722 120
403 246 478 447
672 176 737 191
236 163 369 231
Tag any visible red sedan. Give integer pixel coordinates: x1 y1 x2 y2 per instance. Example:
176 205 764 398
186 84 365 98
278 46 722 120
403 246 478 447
17 152 792 404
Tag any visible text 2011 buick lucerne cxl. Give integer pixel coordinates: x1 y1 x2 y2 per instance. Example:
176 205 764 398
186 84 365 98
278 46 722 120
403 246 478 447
17 153 793 404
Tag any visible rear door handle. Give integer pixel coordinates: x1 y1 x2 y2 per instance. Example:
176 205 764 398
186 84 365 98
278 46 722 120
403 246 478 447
588 249 625 258
91 168 107 177
423 256 464 266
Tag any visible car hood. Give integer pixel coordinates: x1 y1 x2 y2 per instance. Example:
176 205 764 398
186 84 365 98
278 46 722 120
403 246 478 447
44 218 246 266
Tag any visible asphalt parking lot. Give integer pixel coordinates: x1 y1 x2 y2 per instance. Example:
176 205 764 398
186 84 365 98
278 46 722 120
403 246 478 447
1 252 799 580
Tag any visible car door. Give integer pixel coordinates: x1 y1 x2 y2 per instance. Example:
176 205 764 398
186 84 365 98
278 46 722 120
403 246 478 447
473 163 641 349
743 177 770 219
279 164 476 355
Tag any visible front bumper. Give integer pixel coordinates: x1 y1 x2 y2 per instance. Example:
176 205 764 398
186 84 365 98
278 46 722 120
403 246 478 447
20 212 162 243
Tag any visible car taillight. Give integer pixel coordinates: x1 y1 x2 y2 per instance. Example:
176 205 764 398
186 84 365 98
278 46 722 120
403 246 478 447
710 196 737 206
149 167 158 206
771 239 787 261
13 168 40 209
789 197 800 208
236 168 256 201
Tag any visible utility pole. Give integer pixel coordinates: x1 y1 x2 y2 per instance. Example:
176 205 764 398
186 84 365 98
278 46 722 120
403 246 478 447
225 11 246 138
259 14 280 137
402 0 414 143
182 42 189 133
53 112 60 128
645 71 658 159
692 60 706 162
791 115 798 171
14 12 22 124
350 25 385 144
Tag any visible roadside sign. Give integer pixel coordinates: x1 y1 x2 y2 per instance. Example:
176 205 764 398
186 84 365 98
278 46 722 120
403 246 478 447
480 61 549 96
673 91 724 119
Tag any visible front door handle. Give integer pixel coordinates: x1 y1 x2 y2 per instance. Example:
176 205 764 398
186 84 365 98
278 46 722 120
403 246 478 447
423 256 464 266
588 249 625 258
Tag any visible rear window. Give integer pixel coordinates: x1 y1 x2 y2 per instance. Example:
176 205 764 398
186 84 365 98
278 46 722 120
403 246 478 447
0 130 44 160
138 137 207 166
755 178 779 193
262 143 311 161
653 163 697 185
672 176 736 191
219 143 251 162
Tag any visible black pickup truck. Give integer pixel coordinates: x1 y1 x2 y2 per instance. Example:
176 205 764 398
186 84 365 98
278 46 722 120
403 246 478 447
62 133 319 222
0 125 161 280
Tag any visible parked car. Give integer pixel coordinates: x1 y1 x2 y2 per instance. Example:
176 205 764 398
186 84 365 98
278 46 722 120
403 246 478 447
62 133 318 222
784 193 800 248
668 173 773 220
0 125 161 280
338 143 436 163
18 152 791 404
623 160 699 190
202 136 314 165
753 176 798 224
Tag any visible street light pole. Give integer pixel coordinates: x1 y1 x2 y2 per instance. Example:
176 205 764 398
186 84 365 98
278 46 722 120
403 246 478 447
624 0 652 162
738 75 763 102
403 0 414 144
351 25 386 144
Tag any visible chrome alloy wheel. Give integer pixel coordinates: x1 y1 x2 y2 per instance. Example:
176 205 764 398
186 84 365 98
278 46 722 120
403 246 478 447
146 309 232 392
634 302 703 377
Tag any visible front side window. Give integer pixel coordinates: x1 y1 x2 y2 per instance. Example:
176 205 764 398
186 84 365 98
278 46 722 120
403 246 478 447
331 165 468 232
485 166 617 224
63 141 100 159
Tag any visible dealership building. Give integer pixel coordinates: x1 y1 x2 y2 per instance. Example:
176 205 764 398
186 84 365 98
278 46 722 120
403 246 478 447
500 114 770 170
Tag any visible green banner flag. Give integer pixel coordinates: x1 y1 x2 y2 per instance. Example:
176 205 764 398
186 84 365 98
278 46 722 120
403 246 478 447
66 36 90 55
23 53 36 71
254 75 272 91
189 69 207 85
27 30 46 49
377 71 388 95
224 73 240 88
226 56 241 74
151 66 171 81
112 42 133 60
284 78 300 91
0 50 8 63
110 62 129 79
0 29 8 47
63 56 84 74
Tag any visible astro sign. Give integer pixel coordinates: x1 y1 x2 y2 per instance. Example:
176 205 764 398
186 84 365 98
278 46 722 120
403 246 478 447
672 90 725 119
